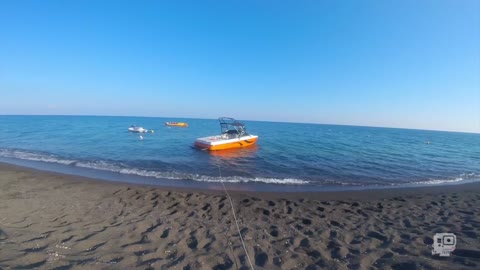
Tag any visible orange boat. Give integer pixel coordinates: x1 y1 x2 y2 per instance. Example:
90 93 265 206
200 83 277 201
210 145 258 158
194 117 258 151
165 122 188 127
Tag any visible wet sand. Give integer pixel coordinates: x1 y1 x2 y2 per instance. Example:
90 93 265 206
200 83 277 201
0 162 479 270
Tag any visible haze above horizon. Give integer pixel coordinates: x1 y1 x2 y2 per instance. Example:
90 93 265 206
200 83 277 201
0 1 479 133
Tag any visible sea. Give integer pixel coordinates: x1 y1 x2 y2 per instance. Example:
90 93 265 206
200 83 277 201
0 115 479 192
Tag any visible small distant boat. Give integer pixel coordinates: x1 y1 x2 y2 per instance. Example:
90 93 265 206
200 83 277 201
194 117 258 151
128 125 149 133
165 122 188 127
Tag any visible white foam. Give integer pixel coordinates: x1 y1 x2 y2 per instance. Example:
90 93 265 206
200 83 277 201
412 172 480 186
460 172 480 178
413 177 465 185
114 167 310 184
2 148 477 187
0 149 310 185
75 160 122 171
0 149 75 165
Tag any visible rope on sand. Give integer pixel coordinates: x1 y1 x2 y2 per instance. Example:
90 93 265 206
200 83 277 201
215 157 255 270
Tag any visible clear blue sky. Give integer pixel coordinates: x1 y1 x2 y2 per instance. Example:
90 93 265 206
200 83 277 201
0 1 479 133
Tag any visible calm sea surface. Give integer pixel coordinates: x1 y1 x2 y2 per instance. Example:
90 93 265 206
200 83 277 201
0 115 479 191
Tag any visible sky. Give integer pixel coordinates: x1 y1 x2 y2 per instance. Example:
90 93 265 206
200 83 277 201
0 1 479 133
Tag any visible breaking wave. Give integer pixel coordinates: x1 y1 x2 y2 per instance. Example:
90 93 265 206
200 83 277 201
0 148 310 185
1 148 478 188
411 173 480 186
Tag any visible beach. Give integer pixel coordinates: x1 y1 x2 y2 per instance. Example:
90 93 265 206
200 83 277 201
1 162 479 270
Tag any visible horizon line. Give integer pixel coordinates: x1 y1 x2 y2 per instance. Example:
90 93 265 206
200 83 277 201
1 113 479 135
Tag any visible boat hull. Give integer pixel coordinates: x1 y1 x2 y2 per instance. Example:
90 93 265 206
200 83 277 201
128 128 148 133
165 122 188 127
194 135 258 151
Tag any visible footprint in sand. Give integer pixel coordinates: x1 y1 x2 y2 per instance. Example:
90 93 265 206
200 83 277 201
269 225 279 237
0 228 7 240
367 231 388 241
302 218 312 225
330 220 340 227
212 256 234 270
254 247 268 267
186 236 198 249
299 238 310 248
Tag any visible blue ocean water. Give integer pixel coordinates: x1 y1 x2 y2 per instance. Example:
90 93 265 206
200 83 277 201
0 115 479 191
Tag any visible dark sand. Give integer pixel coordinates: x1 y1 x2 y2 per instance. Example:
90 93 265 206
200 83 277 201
1 162 479 270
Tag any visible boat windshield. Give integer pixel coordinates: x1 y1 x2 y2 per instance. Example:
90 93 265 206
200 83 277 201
219 117 248 137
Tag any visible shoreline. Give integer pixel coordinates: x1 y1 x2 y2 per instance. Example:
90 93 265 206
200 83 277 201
2 161 480 200
1 159 479 196
1 162 479 269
